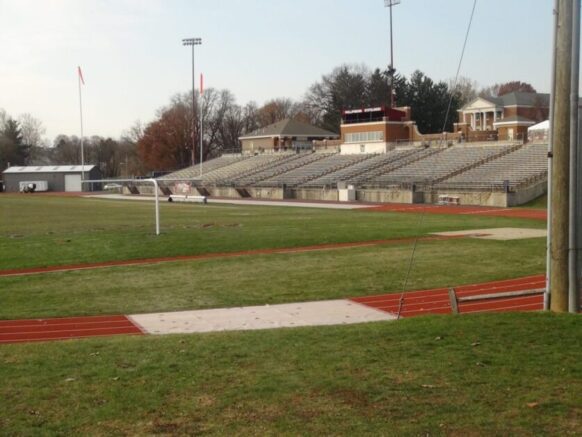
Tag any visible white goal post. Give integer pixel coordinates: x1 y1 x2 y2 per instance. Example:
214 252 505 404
81 178 201 236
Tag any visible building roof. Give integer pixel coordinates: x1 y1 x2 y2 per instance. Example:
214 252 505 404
462 92 550 110
239 119 339 140
500 92 550 107
3 165 96 174
528 120 550 131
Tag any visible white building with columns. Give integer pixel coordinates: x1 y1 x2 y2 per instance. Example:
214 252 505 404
456 92 549 141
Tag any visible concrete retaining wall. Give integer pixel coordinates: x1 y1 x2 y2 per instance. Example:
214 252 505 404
421 190 509 207
134 180 546 207
249 187 284 199
356 189 419 204
507 180 547 207
293 188 339 201
211 187 240 198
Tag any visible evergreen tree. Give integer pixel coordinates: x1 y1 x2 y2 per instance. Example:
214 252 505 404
395 70 461 133
0 118 29 168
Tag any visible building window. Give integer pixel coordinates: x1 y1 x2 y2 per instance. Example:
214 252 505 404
345 131 384 143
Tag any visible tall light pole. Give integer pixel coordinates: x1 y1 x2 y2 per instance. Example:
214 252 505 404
384 0 400 108
182 37 202 168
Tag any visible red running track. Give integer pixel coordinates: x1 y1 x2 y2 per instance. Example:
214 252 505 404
351 274 546 317
0 315 143 344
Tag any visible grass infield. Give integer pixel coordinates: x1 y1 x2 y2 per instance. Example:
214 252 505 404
0 195 547 319
0 238 545 319
0 195 544 270
0 313 580 435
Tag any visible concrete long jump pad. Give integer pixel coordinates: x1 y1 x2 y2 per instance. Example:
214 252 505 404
129 300 395 335
0 301 394 344
432 227 547 240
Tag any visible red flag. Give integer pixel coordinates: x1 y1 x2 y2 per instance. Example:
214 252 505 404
200 73 204 95
78 66 85 85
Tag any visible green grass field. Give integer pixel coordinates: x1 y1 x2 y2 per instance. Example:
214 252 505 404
0 195 546 318
1 314 580 435
2 194 575 435
0 195 544 270
519 194 548 209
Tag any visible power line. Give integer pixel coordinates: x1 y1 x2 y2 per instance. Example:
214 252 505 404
397 1 478 319
442 0 478 133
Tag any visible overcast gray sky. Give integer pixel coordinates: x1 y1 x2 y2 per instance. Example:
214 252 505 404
0 0 555 141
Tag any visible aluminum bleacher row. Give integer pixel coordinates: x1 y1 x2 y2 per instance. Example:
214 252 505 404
303 148 420 187
435 143 547 191
159 155 248 181
232 152 327 186
253 153 372 187
161 143 548 193
364 144 517 188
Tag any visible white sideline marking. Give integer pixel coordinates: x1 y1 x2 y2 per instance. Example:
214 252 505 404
129 300 395 335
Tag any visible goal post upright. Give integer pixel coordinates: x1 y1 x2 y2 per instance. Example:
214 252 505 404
81 178 199 236
81 178 160 235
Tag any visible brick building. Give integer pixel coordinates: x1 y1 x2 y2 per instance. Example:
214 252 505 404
455 92 550 141
339 106 413 154
239 119 339 153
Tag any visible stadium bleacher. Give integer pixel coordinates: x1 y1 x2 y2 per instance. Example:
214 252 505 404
365 144 515 187
253 153 373 187
302 148 419 188
435 143 547 191
160 142 548 203
188 153 295 185
232 152 327 186
159 155 249 181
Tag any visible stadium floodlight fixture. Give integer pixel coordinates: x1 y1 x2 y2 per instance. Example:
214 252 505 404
182 38 202 167
384 0 400 108
182 37 202 46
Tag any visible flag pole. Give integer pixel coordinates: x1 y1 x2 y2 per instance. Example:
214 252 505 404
78 66 85 183
200 72 204 177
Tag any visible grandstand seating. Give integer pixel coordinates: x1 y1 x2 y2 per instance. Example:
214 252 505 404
159 155 248 181
436 143 547 190
232 152 325 186
160 143 548 198
193 153 294 185
253 153 372 187
365 145 514 187
302 149 418 187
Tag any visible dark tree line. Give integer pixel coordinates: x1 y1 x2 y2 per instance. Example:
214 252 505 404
52 135 143 178
304 65 466 134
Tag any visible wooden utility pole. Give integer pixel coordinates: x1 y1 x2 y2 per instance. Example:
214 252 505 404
550 0 573 312
569 0 580 313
